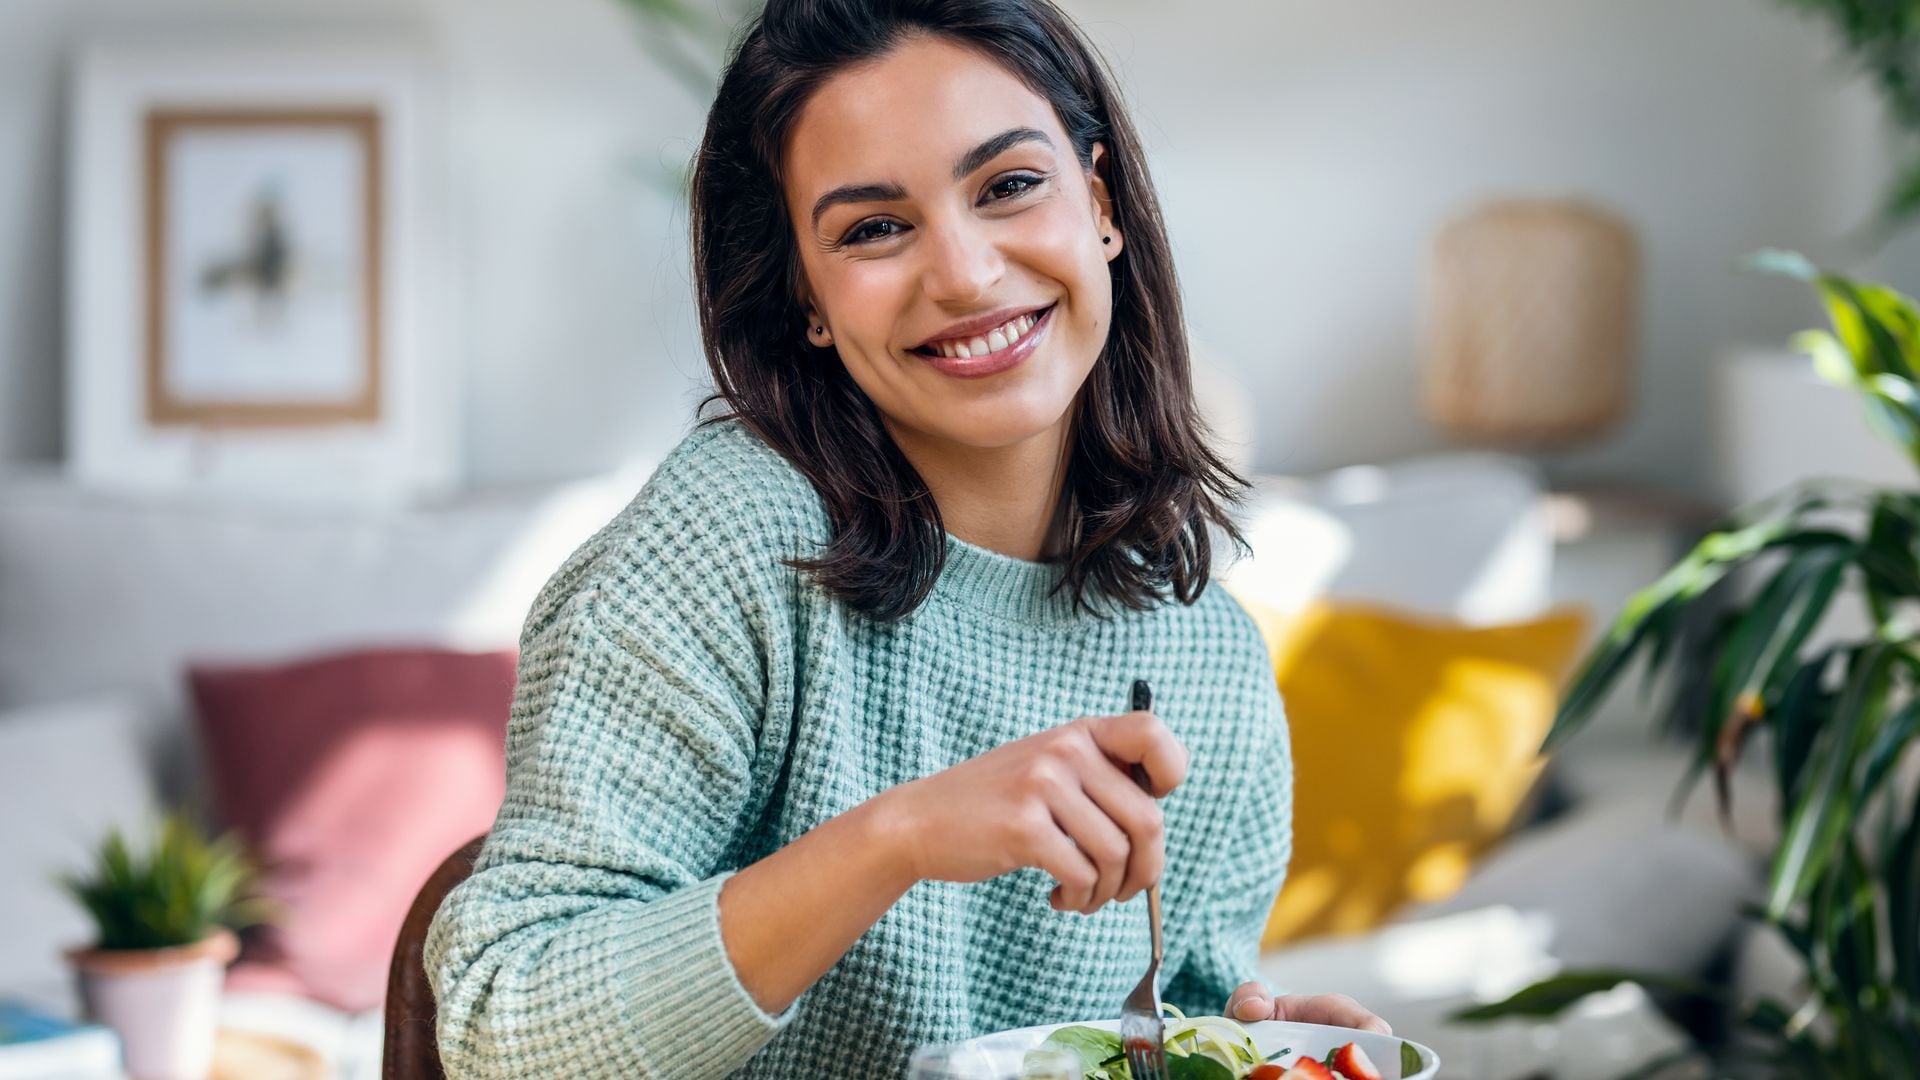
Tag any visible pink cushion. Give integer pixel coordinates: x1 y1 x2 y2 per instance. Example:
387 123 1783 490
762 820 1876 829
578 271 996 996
189 647 516 1012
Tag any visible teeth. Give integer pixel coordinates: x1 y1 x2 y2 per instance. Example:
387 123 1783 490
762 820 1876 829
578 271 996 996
925 309 1045 358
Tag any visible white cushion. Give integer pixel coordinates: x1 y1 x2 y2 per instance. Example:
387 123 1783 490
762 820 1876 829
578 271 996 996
1259 906 1699 1080
0 466 647 798
1219 492 1350 615
1258 768 1758 1080
1404 791 1761 977
0 697 159 1010
1224 450 1551 624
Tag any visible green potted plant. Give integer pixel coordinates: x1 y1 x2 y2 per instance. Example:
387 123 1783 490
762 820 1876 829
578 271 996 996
1454 251 1920 1077
61 813 271 1080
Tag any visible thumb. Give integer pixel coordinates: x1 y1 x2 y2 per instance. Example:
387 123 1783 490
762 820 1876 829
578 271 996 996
1226 981 1272 1021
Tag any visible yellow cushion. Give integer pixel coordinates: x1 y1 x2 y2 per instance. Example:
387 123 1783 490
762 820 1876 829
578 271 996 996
1235 597 1592 948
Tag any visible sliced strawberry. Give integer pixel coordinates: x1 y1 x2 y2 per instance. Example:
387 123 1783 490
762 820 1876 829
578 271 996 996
1278 1059 1337 1080
1328 1042 1383 1080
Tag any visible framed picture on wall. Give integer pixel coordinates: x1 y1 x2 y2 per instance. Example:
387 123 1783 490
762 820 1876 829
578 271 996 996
145 107 383 430
68 42 452 504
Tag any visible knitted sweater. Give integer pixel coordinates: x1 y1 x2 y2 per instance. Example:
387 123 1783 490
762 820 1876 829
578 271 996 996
424 419 1293 1079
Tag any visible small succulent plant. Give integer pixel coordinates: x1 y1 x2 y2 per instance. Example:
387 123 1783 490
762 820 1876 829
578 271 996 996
62 813 274 952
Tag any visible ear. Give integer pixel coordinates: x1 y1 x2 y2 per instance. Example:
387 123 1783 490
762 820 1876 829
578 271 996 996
800 295 833 347
1088 141 1122 261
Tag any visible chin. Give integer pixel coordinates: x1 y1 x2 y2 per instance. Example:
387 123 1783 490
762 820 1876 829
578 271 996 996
921 395 1076 450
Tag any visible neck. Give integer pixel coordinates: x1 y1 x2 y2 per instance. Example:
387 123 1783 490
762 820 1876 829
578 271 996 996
884 415 1073 563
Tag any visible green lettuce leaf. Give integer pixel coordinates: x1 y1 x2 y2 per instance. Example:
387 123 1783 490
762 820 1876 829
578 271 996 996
1037 1027 1121 1076
1031 1027 1236 1080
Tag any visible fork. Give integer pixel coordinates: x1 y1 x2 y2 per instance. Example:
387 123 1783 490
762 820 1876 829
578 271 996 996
1119 678 1170 1080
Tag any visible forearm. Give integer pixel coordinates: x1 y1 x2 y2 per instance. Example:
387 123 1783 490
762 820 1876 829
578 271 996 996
719 794 919 1014
429 865 791 1079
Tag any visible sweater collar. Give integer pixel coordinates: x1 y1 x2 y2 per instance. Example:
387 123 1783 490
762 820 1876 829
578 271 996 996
932 532 1084 624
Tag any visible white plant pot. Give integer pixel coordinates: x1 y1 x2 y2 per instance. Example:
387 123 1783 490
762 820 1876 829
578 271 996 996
67 928 238 1080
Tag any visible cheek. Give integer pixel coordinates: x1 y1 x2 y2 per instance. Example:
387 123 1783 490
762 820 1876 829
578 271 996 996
819 260 917 351
1020 203 1110 331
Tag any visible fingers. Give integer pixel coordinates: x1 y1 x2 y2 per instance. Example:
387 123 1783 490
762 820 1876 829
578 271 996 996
1225 981 1273 1022
1002 712 1184 914
1027 813 1101 914
1274 994 1392 1036
1044 788 1132 913
1084 709 1189 796
1076 753 1166 901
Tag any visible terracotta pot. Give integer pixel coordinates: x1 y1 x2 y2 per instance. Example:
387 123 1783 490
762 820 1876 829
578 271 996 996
66 928 238 1080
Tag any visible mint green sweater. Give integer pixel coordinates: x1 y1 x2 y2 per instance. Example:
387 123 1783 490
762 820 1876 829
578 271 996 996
424 420 1293 1079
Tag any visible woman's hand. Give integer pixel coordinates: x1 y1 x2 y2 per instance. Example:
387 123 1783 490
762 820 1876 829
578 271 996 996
875 708 1188 914
1225 982 1391 1035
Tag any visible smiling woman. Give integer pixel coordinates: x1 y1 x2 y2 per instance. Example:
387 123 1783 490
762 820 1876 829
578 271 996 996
422 2 1380 1078
691 4 1237 622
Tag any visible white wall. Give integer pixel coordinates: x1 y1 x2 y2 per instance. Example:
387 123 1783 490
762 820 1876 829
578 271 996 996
1080 0 1909 494
0 0 1901 494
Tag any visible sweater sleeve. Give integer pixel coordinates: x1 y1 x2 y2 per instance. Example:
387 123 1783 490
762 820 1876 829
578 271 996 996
424 475 799 1078
1163 688 1293 1014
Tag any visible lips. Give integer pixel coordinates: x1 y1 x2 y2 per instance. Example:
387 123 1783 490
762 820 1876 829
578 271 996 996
912 303 1054 379
910 303 1055 358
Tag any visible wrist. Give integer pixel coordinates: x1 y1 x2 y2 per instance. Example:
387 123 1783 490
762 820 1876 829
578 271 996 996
842 786 922 897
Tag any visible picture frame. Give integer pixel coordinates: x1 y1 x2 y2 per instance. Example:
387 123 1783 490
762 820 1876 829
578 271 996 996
67 41 452 504
143 106 384 430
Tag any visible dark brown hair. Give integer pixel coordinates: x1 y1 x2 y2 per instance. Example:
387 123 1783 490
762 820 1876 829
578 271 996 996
690 0 1248 622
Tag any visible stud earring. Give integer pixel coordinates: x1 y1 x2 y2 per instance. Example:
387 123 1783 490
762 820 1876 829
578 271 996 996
1102 236 1112 245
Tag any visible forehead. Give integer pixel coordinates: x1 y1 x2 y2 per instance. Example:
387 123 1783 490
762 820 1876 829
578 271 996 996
784 35 1064 192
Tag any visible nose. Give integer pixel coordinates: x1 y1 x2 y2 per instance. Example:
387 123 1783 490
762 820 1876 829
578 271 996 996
919 216 1004 306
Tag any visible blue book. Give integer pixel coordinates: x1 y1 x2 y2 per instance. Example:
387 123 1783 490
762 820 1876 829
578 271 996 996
0 1001 120 1079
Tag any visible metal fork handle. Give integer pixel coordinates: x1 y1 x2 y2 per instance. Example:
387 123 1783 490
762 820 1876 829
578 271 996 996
1128 679 1164 967
1129 761 1164 966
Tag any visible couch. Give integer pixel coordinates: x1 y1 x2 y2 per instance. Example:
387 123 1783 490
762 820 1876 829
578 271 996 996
0 443 1774 1079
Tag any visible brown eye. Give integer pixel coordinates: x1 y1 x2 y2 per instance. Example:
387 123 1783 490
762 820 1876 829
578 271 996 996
843 218 907 246
985 174 1043 202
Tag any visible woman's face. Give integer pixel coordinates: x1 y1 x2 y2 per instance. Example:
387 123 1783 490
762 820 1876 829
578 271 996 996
783 35 1123 453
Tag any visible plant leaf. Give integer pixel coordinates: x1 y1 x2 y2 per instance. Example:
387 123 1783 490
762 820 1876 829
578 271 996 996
1816 841 1880 1010
1715 545 1851 736
1772 649 1840 809
1541 521 1843 756
1795 328 1863 391
1889 771 1920 1008
1448 970 1720 1023
56 812 267 950
1766 644 1894 919
1744 248 1819 282
1859 697 1920 807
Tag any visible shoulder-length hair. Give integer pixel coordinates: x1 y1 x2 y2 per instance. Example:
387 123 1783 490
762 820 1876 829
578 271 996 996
690 0 1248 623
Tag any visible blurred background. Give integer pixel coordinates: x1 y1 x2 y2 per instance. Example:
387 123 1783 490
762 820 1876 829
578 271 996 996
2 1 1918 1078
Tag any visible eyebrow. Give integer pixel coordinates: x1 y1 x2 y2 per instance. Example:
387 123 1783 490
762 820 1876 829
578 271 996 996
808 126 1055 230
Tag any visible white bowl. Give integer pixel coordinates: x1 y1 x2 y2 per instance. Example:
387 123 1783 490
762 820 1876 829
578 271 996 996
946 1017 1440 1079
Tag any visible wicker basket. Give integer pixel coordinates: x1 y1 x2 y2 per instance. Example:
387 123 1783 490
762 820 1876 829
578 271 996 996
1422 198 1640 445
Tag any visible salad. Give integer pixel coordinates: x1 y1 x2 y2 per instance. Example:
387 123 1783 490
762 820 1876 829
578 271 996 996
1026 1005 1419 1080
